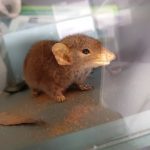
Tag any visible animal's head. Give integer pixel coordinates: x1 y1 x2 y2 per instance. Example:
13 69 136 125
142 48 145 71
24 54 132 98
52 34 116 68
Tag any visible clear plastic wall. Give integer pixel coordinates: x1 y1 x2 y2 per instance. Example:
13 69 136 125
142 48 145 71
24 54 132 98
0 0 150 150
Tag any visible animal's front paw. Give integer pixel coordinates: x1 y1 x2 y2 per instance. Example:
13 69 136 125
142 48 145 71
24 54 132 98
56 95 66 103
79 84 93 91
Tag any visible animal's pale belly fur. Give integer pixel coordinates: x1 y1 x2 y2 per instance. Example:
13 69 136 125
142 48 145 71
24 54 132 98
73 68 92 83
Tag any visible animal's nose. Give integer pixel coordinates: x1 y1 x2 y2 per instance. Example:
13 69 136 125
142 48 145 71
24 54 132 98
102 47 116 61
107 51 116 61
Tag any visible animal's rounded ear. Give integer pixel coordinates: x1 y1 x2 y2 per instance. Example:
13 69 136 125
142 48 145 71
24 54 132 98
52 43 72 65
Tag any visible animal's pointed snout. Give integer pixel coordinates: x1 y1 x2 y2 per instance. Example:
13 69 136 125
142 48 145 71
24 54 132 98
106 51 116 61
102 47 116 61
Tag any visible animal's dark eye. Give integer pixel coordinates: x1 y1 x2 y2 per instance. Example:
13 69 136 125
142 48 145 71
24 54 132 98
82 48 90 54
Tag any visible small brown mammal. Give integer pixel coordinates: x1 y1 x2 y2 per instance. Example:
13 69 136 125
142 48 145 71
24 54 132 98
23 34 115 102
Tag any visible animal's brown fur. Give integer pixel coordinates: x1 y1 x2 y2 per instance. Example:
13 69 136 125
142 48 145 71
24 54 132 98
23 34 115 102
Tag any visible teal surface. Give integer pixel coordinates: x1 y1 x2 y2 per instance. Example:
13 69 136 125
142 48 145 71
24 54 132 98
21 111 150 150
0 69 120 150
101 134 150 150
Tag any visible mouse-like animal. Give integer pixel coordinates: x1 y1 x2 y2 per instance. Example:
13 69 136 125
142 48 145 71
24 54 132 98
23 34 116 102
